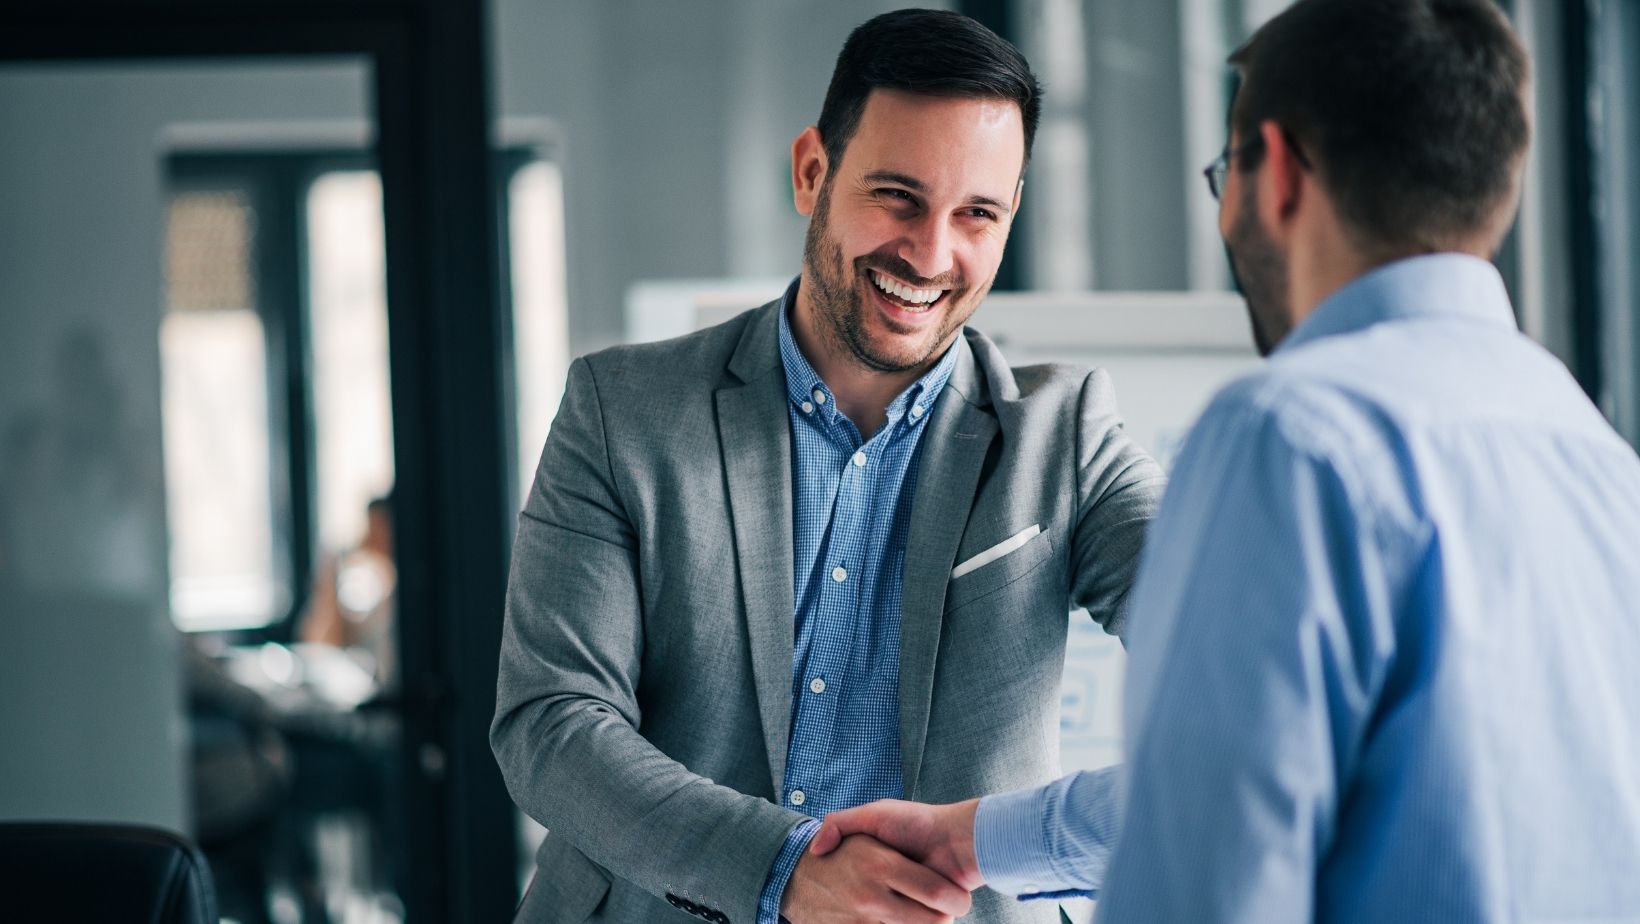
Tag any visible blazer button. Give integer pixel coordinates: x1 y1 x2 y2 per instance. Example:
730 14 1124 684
665 893 683 908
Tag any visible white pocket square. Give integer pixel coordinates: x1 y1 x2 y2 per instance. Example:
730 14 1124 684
951 524 1042 579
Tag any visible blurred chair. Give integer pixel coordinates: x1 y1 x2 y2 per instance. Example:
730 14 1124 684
0 822 218 924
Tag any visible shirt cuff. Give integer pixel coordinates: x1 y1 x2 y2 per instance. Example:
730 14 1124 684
975 782 1062 897
757 818 822 924
975 769 1120 901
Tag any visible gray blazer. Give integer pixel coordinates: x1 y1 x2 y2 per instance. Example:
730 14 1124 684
492 299 1165 923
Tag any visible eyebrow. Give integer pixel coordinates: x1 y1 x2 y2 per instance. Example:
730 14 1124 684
863 170 1013 215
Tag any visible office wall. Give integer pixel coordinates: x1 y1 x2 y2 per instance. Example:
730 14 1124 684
0 61 369 830
1079 1 1191 290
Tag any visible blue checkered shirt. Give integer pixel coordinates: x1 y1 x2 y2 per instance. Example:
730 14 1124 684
756 282 959 922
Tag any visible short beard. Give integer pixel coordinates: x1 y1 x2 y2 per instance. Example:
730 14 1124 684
801 177 974 374
1225 181 1292 358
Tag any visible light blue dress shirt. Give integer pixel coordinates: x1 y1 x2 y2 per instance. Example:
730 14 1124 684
757 282 959 922
976 255 1640 921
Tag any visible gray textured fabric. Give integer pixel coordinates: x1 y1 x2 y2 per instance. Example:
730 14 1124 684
492 300 1166 923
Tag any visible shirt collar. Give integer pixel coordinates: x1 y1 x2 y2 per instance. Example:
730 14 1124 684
776 276 959 431
1277 253 1517 356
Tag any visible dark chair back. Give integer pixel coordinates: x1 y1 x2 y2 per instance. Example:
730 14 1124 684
0 822 218 924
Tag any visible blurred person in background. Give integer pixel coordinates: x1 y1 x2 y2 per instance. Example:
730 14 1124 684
299 493 397 692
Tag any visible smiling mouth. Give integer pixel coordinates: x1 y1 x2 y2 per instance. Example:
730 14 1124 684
868 269 949 312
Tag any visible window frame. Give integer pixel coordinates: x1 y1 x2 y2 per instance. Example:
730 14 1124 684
166 145 553 640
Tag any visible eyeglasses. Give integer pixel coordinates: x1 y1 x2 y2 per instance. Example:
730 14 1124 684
1203 137 1265 201
1203 132 1312 200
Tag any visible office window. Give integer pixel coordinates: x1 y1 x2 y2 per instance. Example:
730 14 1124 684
162 146 567 639
507 158 571 505
1592 0 1640 447
1015 0 1250 292
161 189 285 631
307 170 395 554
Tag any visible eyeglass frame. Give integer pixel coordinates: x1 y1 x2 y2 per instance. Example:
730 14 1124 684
1202 130 1312 201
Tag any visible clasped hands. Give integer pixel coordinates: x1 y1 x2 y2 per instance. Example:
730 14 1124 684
780 798 982 924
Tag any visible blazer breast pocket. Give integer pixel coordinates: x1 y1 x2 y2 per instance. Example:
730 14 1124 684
943 526 1054 614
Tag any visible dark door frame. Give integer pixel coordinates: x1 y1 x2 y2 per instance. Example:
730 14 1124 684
0 4 518 921
1560 0 1606 405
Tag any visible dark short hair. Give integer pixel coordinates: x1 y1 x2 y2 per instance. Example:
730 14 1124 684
817 8 1042 174
1230 0 1530 251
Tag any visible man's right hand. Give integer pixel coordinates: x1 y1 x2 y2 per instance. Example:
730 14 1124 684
809 799 983 892
779 833 972 924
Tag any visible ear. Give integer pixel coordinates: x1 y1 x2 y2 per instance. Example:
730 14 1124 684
1010 177 1025 224
791 126 829 218
1255 119 1306 237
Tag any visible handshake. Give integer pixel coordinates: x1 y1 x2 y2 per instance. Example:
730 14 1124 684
781 798 984 924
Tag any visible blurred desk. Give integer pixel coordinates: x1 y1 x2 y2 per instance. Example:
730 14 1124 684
206 642 403 922
222 642 380 712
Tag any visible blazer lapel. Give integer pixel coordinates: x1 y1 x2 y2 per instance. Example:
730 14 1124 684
715 302 797 793
899 338 996 798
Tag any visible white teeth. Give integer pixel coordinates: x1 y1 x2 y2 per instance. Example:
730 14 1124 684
872 271 943 307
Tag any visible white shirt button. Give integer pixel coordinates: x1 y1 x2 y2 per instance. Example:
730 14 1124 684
801 401 814 414
809 677 826 695
851 451 867 468
789 789 806 806
911 404 925 418
831 566 847 583
813 389 827 405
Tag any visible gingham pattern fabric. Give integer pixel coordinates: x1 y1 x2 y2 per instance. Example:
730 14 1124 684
756 282 959 922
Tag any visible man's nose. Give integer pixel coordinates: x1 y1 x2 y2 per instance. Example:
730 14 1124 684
898 213 955 282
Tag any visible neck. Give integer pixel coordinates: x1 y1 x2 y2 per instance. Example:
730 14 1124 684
791 274 930 438
1285 216 1393 332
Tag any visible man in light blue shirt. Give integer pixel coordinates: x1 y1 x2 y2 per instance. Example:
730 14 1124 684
811 0 1640 920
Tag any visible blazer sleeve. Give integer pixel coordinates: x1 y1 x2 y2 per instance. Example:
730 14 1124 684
491 356 804 923
1069 367 1168 640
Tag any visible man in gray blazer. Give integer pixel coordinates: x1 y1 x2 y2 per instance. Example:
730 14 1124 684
491 10 1164 924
